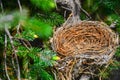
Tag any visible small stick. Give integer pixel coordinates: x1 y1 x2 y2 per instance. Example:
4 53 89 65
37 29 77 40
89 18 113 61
17 0 22 13
81 7 91 20
17 0 22 34
3 34 11 80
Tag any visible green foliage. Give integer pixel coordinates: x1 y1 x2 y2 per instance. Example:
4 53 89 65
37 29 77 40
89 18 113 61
102 0 120 10
83 0 100 14
115 47 120 57
106 14 120 32
0 35 4 45
109 60 120 70
33 49 56 67
37 12 64 26
17 46 41 58
83 0 120 21
15 30 37 41
98 46 120 79
29 49 56 80
99 70 110 79
24 18 52 39
17 45 56 79
30 0 56 12
98 59 120 79
30 68 53 80
39 69 53 80
106 14 120 23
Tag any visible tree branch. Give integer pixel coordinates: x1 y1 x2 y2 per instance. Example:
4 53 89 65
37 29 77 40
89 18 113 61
71 0 81 21
55 0 91 21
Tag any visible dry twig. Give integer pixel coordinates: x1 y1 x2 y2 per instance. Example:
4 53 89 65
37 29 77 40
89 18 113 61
3 34 11 80
17 0 22 13
17 0 22 35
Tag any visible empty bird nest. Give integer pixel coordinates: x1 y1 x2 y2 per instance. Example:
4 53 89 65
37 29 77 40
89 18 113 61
51 21 119 80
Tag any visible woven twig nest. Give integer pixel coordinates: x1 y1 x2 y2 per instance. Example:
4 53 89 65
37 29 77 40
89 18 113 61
51 21 119 80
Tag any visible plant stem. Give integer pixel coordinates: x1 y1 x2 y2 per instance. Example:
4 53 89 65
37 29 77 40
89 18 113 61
3 34 11 80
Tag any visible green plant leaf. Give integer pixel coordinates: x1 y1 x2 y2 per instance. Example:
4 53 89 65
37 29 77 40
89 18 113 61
37 12 64 26
39 69 54 80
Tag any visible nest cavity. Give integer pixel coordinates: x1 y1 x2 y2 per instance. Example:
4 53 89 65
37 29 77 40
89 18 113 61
52 21 118 57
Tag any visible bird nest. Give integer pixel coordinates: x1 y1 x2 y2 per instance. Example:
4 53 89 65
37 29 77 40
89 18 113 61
51 21 119 80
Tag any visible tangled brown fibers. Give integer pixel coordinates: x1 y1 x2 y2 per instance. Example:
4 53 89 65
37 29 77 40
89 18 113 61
51 21 119 80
